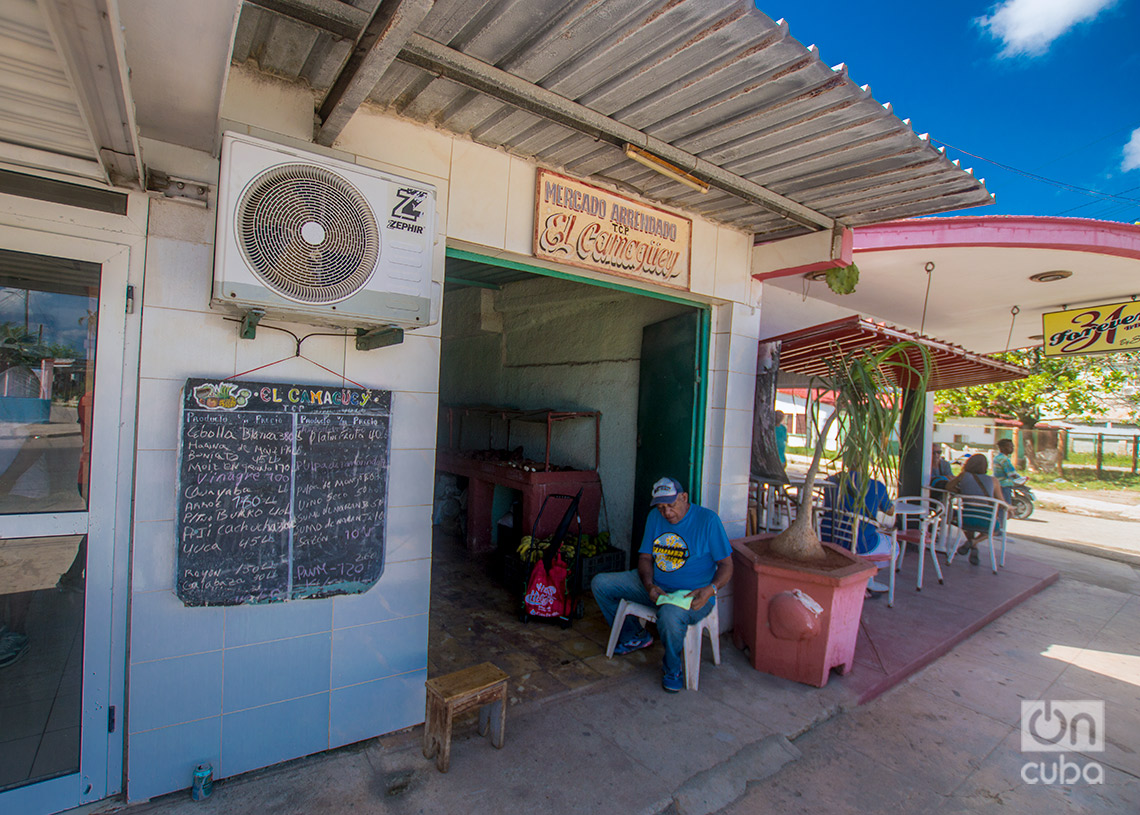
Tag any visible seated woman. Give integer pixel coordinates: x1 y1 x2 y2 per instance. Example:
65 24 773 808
946 453 1005 565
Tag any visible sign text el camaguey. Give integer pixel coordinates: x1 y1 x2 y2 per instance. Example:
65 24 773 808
534 169 692 289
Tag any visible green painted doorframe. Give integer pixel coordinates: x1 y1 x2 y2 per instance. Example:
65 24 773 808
444 246 711 504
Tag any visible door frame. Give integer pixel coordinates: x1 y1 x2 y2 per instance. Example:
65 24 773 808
444 247 711 502
0 190 146 812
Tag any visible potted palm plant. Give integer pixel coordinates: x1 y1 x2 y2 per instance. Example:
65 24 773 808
732 341 931 686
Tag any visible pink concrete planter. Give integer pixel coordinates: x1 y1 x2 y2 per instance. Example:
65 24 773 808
730 533 876 687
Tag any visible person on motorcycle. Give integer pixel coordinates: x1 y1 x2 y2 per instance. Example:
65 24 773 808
992 439 1023 504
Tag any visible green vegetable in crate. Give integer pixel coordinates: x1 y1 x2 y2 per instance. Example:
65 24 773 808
576 532 611 558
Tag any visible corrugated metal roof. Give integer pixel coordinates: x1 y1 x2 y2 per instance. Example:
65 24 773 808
0 0 100 166
235 0 992 240
761 316 1029 392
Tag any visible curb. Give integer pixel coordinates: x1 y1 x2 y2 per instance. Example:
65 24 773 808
1011 533 1140 568
666 734 803 815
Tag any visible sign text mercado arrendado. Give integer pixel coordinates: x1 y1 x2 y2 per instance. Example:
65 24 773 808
534 169 692 290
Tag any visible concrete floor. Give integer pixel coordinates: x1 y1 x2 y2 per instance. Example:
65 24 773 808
725 538 1140 815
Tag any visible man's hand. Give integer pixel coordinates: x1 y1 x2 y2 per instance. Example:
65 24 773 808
686 584 716 610
647 585 664 602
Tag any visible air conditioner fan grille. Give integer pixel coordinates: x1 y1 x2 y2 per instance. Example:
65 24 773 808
236 163 380 304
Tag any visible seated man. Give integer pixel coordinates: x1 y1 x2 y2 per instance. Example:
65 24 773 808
929 444 954 492
591 477 732 693
818 471 895 593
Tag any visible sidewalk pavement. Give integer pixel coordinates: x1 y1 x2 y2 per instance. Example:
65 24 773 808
96 536 1138 815
724 537 1140 814
1009 508 1140 565
1032 488 1140 521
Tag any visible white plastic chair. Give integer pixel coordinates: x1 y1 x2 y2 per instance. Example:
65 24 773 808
604 598 721 690
893 497 945 591
921 486 955 554
818 505 899 607
945 494 1009 573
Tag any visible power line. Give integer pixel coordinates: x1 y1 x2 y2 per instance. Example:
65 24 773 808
1054 183 1140 216
930 139 1140 205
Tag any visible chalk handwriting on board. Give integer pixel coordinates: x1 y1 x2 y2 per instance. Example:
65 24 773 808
176 379 392 606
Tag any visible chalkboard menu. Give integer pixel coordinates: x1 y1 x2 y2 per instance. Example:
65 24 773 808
176 378 391 606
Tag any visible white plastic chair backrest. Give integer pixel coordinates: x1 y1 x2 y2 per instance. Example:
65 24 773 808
952 493 1007 536
819 506 878 554
895 495 943 537
896 496 944 520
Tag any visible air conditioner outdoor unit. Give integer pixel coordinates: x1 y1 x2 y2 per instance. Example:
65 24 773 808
212 131 440 330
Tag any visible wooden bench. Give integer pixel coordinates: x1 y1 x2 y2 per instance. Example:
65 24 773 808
423 662 508 772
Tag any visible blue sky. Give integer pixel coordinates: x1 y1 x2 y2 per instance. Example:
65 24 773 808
765 0 1140 222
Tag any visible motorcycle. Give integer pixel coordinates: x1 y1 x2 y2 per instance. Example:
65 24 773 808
1007 480 1035 520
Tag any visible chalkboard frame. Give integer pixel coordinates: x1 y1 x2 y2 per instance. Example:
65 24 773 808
175 377 392 607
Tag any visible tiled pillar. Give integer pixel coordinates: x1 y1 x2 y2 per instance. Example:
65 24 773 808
702 302 760 631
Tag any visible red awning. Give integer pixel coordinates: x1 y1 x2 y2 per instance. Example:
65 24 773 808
761 316 1029 392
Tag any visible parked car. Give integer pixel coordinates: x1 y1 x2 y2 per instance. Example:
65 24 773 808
950 448 980 469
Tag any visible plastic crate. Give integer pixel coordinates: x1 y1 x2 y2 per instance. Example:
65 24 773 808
572 546 626 594
498 549 530 591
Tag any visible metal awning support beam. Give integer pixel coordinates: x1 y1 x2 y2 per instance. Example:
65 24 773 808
245 0 369 40
397 34 836 232
316 0 434 147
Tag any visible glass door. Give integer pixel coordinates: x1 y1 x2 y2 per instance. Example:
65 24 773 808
0 234 130 813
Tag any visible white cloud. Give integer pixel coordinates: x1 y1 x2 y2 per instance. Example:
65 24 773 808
1124 129 1140 172
978 0 1117 58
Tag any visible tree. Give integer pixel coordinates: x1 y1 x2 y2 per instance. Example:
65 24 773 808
770 342 930 562
935 348 1132 428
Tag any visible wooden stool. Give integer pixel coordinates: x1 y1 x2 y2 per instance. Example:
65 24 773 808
423 662 508 772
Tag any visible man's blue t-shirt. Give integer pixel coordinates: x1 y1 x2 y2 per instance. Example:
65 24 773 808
820 474 893 555
639 504 732 593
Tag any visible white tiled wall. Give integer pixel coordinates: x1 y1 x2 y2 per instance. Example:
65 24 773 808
126 199 437 801
699 238 760 634
126 97 770 797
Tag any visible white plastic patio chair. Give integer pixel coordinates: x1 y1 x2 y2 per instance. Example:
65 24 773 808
944 494 1010 574
921 486 956 555
892 497 945 591
818 505 898 607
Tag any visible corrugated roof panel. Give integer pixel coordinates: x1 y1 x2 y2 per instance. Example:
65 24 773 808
762 316 1028 392
262 16 320 77
299 34 353 92
526 1 703 94
0 0 98 163
233 0 993 238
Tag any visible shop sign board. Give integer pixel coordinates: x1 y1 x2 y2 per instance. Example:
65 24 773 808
534 169 691 290
1042 300 1140 357
175 378 391 606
